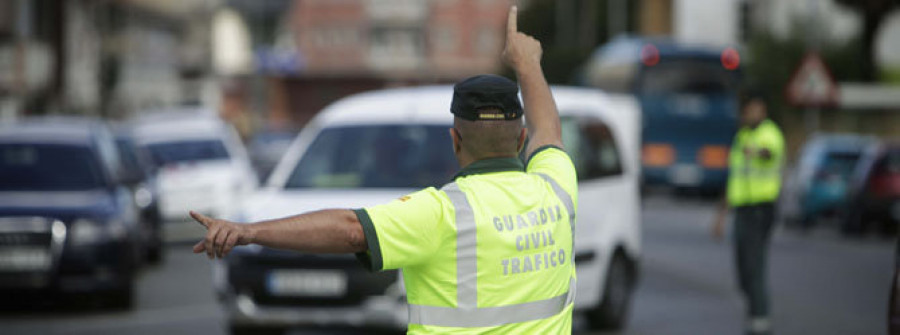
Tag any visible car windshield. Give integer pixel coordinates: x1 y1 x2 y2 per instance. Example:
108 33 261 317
821 152 861 178
145 140 229 168
882 150 900 174
285 125 458 189
639 58 738 94
116 138 145 176
0 143 106 191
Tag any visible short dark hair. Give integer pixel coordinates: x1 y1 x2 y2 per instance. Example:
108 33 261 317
740 85 768 108
453 107 523 159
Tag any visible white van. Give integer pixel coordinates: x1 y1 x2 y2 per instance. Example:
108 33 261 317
219 86 641 333
131 109 257 242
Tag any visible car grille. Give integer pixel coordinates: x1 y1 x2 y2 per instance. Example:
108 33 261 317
229 250 399 308
0 217 62 286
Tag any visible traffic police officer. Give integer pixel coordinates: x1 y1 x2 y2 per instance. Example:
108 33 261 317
190 6 578 334
713 88 785 335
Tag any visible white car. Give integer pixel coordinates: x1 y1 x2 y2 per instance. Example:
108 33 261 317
131 109 257 242
219 86 641 333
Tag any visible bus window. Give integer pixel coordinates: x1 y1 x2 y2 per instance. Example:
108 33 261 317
638 59 738 95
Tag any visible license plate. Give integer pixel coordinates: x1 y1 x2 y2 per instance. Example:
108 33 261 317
266 270 347 297
0 248 51 271
669 165 702 186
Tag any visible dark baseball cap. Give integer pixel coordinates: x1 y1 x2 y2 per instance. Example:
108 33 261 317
450 75 523 121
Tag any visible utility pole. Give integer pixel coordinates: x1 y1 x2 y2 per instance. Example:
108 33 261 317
608 0 627 39
579 0 598 49
556 0 574 48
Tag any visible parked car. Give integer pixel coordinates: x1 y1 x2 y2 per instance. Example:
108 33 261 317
842 141 900 236
0 117 141 308
114 127 164 263
216 86 641 333
130 109 257 243
780 134 874 229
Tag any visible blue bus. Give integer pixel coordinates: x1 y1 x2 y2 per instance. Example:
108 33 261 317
581 36 742 192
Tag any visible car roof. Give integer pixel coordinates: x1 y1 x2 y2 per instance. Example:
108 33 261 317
806 133 877 153
0 117 105 145
311 85 633 130
130 111 227 144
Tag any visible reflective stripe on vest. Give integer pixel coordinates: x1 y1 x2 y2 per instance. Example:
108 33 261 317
406 181 575 328
536 173 576 256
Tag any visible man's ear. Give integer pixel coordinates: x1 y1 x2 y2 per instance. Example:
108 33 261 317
516 128 528 153
449 128 462 154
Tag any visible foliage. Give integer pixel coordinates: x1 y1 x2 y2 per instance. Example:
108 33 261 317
743 19 865 119
502 0 636 84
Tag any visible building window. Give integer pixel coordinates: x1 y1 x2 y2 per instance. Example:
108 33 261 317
311 27 360 48
475 27 498 55
432 26 457 53
369 26 423 69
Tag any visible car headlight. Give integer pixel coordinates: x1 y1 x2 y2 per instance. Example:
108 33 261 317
70 219 127 246
134 184 154 209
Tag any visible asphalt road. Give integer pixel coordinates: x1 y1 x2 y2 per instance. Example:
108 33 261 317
1 195 894 335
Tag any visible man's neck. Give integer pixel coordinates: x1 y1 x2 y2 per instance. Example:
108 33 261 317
457 153 518 170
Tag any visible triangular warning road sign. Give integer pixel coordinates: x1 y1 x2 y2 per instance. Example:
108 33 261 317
785 53 838 108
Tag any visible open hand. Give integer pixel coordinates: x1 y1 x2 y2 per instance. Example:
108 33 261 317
190 211 254 259
501 6 542 70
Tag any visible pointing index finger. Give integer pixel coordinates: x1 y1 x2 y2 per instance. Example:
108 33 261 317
507 5 518 37
189 211 210 228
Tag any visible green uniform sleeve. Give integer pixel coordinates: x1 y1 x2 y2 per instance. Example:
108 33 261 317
526 145 578 204
355 187 448 272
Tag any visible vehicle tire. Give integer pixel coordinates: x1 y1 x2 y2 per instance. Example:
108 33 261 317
586 254 634 330
230 324 285 335
106 284 135 310
146 243 164 264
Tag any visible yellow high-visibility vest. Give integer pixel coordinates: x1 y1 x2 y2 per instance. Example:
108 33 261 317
727 119 785 206
356 146 578 334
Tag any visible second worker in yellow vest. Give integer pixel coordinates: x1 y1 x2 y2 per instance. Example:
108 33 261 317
713 88 784 335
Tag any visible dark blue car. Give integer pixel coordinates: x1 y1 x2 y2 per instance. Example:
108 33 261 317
0 118 141 308
581 36 741 192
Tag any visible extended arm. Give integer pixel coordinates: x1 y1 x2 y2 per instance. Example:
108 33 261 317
502 6 563 157
190 209 367 259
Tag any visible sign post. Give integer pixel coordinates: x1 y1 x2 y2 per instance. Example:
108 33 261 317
785 52 838 135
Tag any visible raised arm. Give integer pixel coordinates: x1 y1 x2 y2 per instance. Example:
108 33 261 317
190 209 366 259
502 6 563 157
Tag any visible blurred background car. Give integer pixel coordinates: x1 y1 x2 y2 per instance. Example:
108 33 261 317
131 108 258 243
581 36 740 194
217 85 641 334
779 133 874 230
842 140 900 236
0 118 142 309
113 126 164 264
247 130 297 183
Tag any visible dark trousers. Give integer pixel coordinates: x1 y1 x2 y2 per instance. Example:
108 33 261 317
733 202 775 318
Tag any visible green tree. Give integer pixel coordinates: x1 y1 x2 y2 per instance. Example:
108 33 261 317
505 0 636 84
834 0 900 82
744 19 864 119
